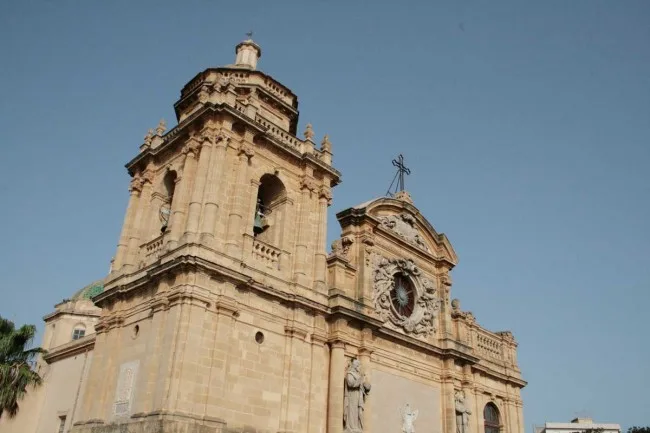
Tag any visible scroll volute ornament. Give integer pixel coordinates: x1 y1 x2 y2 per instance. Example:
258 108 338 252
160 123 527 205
129 174 145 193
318 185 332 204
373 257 440 336
183 134 202 157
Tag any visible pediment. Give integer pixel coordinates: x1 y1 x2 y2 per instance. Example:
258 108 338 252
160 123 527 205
336 196 458 266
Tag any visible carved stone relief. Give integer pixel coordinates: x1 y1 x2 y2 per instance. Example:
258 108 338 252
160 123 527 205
373 257 440 336
378 213 429 252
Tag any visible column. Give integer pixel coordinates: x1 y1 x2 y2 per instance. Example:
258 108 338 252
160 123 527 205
225 140 254 257
167 139 200 248
125 178 152 268
200 134 229 241
293 177 314 285
113 175 143 270
184 134 213 239
327 341 345 433
313 184 331 292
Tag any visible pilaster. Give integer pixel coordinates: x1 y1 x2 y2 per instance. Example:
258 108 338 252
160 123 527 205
225 135 255 257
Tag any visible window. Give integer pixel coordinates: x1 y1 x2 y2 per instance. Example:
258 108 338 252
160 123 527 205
58 415 66 433
390 273 415 318
253 174 287 244
484 403 500 433
72 327 86 340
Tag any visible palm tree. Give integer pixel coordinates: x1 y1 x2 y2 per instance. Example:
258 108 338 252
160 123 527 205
0 316 45 419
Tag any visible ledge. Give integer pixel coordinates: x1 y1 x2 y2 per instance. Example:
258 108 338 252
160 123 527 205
43 334 95 363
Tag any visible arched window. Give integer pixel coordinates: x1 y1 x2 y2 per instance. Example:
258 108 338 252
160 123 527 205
160 171 177 233
72 325 86 341
253 174 287 245
484 403 500 433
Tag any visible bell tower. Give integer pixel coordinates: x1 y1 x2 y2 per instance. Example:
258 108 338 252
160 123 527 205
109 36 339 290
73 38 340 433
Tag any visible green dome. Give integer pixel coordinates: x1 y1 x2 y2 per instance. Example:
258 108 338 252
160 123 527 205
71 280 104 301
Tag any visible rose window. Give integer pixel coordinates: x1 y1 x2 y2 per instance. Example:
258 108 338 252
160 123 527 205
390 274 415 318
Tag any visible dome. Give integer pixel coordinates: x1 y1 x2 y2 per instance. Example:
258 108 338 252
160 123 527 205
70 280 104 301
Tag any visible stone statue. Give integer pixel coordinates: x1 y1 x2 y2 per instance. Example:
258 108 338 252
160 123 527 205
455 390 472 433
401 403 418 433
343 359 371 433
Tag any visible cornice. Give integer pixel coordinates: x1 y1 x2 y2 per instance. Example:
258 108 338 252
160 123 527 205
43 334 95 364
43 308 101 322
125 103 341 184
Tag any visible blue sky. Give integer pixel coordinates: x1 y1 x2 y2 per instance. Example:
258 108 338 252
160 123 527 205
1 0 648 430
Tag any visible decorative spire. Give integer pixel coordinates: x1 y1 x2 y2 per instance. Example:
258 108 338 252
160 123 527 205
304 123 314 141
321 134 331 152
155 119 167 136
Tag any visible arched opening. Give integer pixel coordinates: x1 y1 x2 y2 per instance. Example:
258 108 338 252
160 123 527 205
253 174 287 245
72 324 86 341
484 403 500 433
160 171 177 233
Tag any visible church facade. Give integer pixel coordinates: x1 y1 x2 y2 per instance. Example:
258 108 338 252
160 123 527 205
1 39 525 433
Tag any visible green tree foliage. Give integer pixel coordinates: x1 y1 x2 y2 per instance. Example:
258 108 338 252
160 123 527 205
628 428 650 433
0 317 45 419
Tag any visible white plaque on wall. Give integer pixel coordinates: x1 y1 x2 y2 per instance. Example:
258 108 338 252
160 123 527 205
113 360 139 417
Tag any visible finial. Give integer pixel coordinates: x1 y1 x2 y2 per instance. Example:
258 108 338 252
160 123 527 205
144 129 154 145
246 31 253 40
156 119 167 136
321 134 331 152
304 123 314 141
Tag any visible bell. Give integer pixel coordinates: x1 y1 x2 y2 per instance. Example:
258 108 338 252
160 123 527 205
253 214 264 235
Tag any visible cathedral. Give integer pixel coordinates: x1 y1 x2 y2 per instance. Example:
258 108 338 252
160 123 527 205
0 38 526 433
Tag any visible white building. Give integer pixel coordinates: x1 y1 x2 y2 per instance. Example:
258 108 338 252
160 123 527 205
536 418 621 433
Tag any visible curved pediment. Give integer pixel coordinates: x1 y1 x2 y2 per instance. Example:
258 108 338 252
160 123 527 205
336 195 458 266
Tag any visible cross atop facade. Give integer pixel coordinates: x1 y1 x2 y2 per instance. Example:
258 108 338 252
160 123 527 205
386 154 411 197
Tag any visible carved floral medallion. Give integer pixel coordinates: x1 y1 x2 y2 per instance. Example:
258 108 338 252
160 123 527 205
373 257 440 336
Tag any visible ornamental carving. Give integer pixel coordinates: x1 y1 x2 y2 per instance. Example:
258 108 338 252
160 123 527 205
330 236 354 259
373 257 440 336
450 299 476 324
378 213 429 251
300 177 318 192
129 175 145 193
319 186 332 203
238 142 255 159
183 136 202 156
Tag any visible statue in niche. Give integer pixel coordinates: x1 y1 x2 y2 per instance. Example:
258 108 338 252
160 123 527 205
343 359 371 432
400 403 419 433
455 390 472 433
